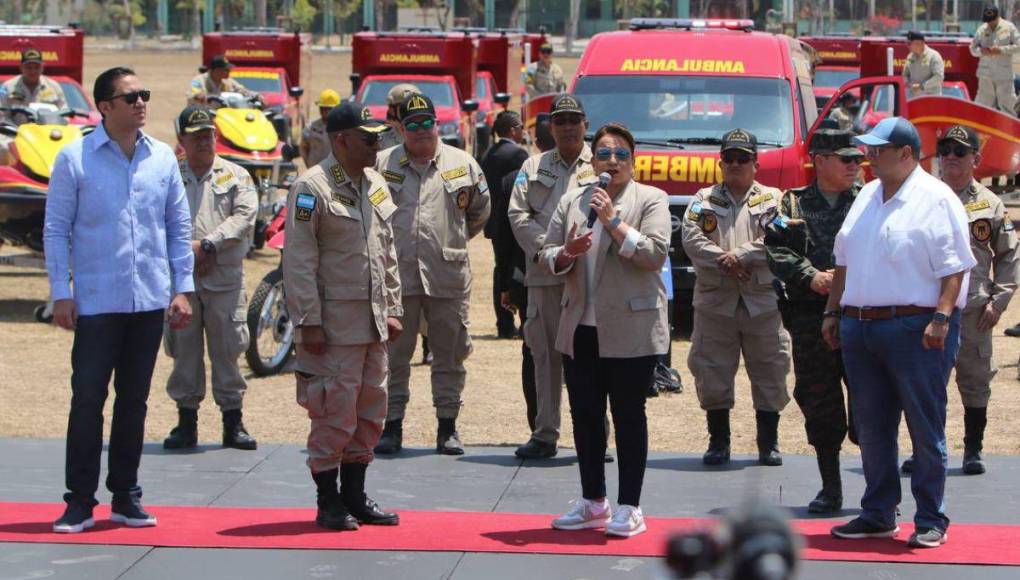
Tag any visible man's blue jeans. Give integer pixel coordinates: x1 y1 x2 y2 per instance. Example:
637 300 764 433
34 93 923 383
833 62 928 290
840 311 960 531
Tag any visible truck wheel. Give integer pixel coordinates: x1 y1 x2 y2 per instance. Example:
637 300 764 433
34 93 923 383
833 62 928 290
245 267 294 376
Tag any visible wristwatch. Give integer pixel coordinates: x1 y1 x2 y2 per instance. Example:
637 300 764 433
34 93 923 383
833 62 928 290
823 310 841 319
608 215 623 231
931 312 950 325
200 239 216 254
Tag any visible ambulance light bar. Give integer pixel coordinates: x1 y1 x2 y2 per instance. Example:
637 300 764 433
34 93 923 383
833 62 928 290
629 18 754 32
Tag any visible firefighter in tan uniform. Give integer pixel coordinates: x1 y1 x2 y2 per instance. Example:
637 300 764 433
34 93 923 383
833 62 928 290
969 5 1020 115
373 93 491 455
508 94 597 459
903 31 944 99
300 89 340 168
162 106 259 451
0 48 67 113
525 43 566 99
681 128 792 467
187 55 261 106
901 125 1018 477
283 101 402 531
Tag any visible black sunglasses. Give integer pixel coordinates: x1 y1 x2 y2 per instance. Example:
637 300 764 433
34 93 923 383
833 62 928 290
720 151 754 165
552 114 583 126
937 143 974 158
822 153 863 165
108 90 151 105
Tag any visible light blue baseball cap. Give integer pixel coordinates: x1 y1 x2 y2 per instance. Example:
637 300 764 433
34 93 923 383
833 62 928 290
853 116 921 152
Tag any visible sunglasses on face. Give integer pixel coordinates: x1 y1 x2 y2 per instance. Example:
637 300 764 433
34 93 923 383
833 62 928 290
403 118 435 132
937 143 974 158
720 151 754 165
108 89 151 105
595 146 632 161
551 114 583 126
823 154 863 165
347 130 380 147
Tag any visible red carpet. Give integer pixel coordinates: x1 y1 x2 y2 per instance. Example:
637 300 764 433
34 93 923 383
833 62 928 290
0 502 1017 566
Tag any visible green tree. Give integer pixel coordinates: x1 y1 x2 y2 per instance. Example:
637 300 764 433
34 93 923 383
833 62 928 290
291 0 317 31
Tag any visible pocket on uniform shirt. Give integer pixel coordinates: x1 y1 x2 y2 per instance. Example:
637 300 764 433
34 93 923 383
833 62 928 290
883 229 914 261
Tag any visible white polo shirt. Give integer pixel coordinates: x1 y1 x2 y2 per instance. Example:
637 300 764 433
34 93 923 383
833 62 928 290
833 164 976 309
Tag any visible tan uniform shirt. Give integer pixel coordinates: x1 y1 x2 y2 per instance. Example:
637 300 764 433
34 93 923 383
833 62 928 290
180 156 258 292
508 146 596 287
0 75 66 110
377 125 404 151
970 20 1020 81
300 118 331 168
525 61 566 99
283 155 402 351
828 106 853 131
376 143 491 299
904 46 945 98
681 181 783 318
957 179 1019 312
188 73 255 104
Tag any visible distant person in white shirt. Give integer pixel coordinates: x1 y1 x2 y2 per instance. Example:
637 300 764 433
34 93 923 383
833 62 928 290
822 117 976 549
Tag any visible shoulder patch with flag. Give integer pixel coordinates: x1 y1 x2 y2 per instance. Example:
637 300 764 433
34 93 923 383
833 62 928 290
295 193 316 221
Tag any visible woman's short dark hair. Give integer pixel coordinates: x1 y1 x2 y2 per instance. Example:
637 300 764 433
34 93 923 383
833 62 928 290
591 122 635 154
93 66 136 105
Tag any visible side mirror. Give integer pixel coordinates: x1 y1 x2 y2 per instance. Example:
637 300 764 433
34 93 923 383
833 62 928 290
350 73 362 95
281 143 299 162
462 99 479 113
494 92 511 106
289 86 304 98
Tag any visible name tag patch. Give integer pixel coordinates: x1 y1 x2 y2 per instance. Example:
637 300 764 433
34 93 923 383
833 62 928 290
708 195 731 208
442 166 468 181
382 170 405 184
748 192 774 207
214 173 234 187
332 191 357 207
965 199 991 213
369 188 388 206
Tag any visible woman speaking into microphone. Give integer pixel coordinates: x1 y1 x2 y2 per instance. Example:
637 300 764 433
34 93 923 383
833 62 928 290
542 123 671 537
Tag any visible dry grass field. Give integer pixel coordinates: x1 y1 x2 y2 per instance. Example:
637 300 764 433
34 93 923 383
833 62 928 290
1 48 1019 458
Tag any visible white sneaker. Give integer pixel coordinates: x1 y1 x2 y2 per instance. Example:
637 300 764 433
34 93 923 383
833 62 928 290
605 504 646 537
551 498 612 530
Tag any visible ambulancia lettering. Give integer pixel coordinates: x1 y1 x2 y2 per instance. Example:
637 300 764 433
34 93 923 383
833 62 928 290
620 59 746 74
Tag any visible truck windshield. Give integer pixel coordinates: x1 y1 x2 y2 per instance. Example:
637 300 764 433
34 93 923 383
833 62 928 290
573 75 795 148
361 81 455 107
231 73 284 94
58 81 92 113
475 76 488 99
814 69 858 89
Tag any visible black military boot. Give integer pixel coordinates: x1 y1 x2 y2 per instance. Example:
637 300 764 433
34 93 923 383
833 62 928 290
374 420 403 454
756 410 783 466
312 469 358 531
163 408 198 450
962 406 987 475
222 409 257 450
340 463 399 525
808 446 843 514
702 409 731 465
437 418 464 455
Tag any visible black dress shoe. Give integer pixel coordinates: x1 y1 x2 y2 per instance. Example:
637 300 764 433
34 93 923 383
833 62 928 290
1004 323 1020 337
901 456 914 474
808 490 843 514
514 439 557 459
962 449 986 475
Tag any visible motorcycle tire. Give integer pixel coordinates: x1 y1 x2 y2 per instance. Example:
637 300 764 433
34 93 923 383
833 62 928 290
245 267 295 376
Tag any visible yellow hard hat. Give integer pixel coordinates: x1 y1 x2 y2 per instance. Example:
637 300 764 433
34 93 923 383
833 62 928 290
316 89 341 107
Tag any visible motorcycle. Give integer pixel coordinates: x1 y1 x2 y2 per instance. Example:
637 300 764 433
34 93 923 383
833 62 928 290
0 103 92 322
244 200 294 376
207 92 298 250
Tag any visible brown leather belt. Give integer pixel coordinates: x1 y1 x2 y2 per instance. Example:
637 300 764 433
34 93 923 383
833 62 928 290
842 305 936 320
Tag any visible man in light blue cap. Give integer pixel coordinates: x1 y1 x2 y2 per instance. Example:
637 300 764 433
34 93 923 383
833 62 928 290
820 116 976 549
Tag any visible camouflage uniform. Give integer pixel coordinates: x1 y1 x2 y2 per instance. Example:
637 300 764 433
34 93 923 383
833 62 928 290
765 181 858 449
525 61 566 99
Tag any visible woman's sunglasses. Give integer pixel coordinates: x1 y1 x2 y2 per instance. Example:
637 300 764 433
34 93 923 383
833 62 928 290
937 143 974 158
108 90 151 105
403 118 435 132
595 147 631 161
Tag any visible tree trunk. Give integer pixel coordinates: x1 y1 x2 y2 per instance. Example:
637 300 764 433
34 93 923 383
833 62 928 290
508 0 520 28
192 0 202 48
565 0 579 54
123 0 136 50
256 0 267 27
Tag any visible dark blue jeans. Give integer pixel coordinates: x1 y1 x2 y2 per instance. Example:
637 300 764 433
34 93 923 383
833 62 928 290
65 310 164 507
840 311 960 531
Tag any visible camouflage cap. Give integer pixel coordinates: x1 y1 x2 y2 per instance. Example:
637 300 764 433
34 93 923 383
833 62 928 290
809 129 864 157
387 83 421 106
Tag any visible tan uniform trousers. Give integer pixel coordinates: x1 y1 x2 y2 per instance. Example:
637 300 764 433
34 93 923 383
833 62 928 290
165 286 249 411
976 78 1018 115
388 295 472 421
956 306 995 407
689 302 791 412
296 342 389 473
523 284 565 444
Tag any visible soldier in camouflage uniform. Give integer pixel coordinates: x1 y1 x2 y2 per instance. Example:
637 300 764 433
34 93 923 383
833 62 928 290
765 128 863 513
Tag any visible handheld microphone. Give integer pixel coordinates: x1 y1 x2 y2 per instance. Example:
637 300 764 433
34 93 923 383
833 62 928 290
586 172 612 228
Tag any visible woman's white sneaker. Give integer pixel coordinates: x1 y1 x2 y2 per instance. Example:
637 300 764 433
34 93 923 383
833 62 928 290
605 504 646 537
551 498 612 530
